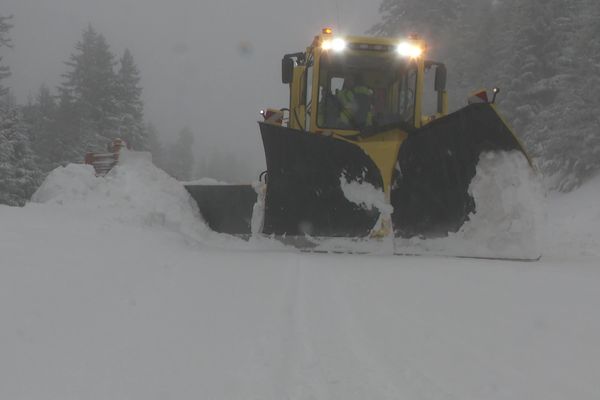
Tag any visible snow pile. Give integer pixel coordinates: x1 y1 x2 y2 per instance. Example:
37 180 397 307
31 151 210 241
545 172 600 258
397 151 544 259
454 151 543 258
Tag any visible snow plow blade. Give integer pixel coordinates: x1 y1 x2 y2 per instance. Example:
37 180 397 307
391 103 529 238
259 103 530 239
259 122 382 237
181 32 538 258
184 184 256 235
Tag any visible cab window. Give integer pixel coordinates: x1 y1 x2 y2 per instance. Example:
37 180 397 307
317 53 417 130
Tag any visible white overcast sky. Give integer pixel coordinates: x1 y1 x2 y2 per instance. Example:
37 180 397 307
2 0 381 179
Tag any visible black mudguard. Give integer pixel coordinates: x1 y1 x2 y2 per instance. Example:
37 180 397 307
391 103 527 237
259 122 382 237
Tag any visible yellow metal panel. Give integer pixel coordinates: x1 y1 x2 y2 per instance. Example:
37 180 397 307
414 58 424 128
335 129 408 197
312 48 323 133
441 90 448 115
334 128 408 237
289 66 306 130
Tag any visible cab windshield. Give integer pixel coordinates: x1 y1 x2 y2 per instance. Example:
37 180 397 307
316 53 417 131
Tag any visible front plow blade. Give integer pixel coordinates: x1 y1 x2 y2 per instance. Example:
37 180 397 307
391 103 529 238
259 122 382 237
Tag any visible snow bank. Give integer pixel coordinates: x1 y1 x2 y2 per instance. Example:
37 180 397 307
545 172 600 258
29 151 285 251
32 150 210 241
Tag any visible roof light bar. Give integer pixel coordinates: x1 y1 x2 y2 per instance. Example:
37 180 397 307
322 37 347 52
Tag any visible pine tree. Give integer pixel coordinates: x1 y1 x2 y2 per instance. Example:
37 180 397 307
59 25 119 155
0 103 42 206
449 1 499 91
534 0 600 190
0 14 13 96
22 84 60 171
145 122 164 167
496 0 589 191
0 15 41 206
115 49 147 150
369 0 462 58
164 127 194 181
370 0 600 191
54 87 83 165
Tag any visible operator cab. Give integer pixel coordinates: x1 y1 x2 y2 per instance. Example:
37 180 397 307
317 53 418 130
280 29 448 136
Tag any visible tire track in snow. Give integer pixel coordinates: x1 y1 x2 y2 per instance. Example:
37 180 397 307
328 270 460 400
273 257 456 400
273 256 332 399
268 256 525 400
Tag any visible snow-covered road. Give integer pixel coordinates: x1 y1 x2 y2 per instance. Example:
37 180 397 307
1 154 599 400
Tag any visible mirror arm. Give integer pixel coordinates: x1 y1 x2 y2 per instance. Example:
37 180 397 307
491 87 500 104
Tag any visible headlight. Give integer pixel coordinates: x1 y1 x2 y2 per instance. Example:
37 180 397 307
396 42 422 58
322 38 347 52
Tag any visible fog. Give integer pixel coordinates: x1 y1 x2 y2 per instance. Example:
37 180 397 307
3 0 379 181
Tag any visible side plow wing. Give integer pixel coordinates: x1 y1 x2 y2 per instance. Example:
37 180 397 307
184 184 257 235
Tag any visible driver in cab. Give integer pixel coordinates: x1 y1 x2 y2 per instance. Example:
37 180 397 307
336 74 374 129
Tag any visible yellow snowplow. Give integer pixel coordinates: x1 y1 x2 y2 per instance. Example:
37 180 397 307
185 29 532 245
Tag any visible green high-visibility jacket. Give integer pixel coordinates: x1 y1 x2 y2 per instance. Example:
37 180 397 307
336 86 373 127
